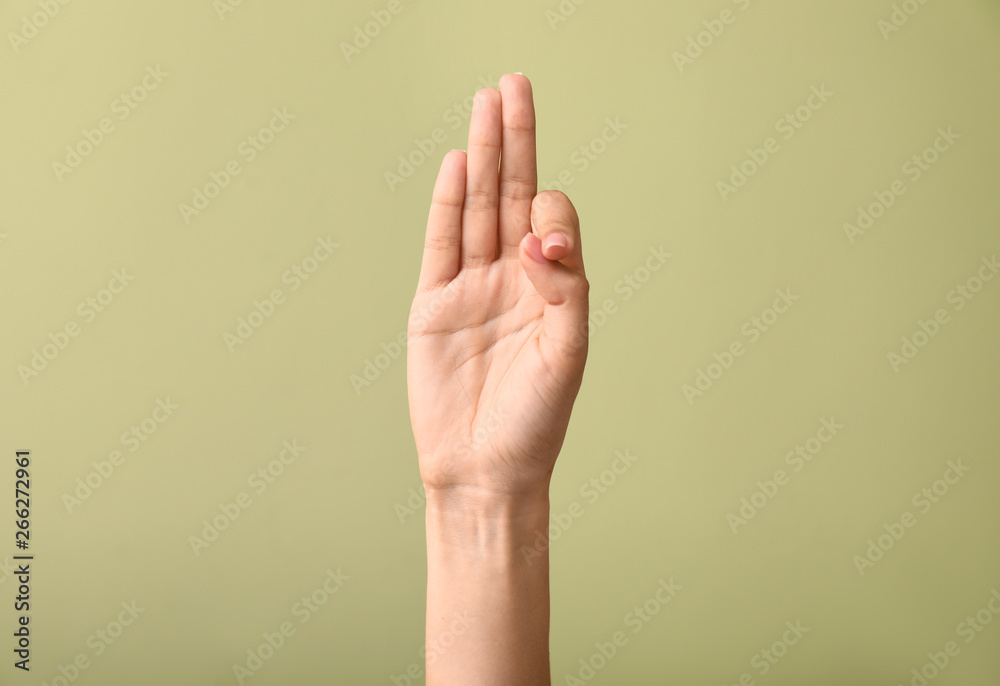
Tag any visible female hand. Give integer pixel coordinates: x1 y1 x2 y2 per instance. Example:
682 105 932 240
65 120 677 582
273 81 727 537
407 73 590 500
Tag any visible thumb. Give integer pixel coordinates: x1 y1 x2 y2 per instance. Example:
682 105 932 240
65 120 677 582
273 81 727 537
519 231 590 360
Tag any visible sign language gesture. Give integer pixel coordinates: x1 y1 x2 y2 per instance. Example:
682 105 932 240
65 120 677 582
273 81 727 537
407 73 590 501
406 72 590 685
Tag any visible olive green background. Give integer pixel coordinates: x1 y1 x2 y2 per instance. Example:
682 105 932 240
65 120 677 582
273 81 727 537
2 0 999 684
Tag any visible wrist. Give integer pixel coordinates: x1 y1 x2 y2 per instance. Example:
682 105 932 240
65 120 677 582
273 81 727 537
423 486 553 685
424 486 550 558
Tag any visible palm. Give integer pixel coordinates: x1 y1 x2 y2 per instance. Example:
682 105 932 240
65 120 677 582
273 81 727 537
406 75 589 497
410 261 555 492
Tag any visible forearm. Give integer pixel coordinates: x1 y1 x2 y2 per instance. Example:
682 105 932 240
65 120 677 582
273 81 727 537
424 487 551 686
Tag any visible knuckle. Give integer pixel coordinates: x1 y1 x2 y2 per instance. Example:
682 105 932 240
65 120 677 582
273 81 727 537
464 189 498 213
425 233 460 252
503 115 535 133
532 192 578 225
534 189 569 205
432 196 464 210
499 177 536 201
462 255 494 269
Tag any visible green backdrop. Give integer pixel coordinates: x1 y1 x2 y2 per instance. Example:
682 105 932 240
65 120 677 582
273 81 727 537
2 0 998 684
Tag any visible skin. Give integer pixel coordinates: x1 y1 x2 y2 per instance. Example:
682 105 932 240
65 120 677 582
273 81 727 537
407 73 589 685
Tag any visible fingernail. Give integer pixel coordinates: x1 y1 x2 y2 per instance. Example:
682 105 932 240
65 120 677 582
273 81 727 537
524 233 548 264
543 233 567 251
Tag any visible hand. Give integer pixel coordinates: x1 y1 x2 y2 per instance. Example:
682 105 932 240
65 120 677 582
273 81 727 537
407 73 590 499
